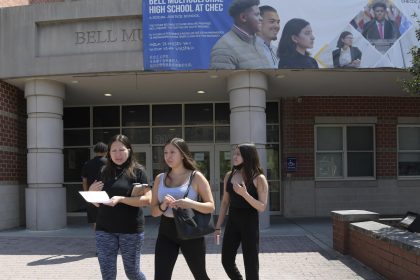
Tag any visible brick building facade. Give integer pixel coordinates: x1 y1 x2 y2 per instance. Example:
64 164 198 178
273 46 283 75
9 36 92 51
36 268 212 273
0 80 26 228
281 96 420 217
0 0 418 231
282 96 420 179
0 81 26 183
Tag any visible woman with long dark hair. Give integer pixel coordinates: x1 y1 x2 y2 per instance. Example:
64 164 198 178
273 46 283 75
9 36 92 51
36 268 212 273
215 143 269 279
277 18 318 69
89 134 151 280
151 137 215 280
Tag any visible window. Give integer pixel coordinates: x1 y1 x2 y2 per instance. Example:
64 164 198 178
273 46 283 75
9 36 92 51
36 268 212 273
64 130 90 146
315 125 375 179
398 126 420 177
215 103 229 124
64 148 90 182
267 144 280 211
93 106 120 127
152 127 182 144
184 103 214 142
266 102 279 143
266 102 279 124
185 103 213 125
93 128 120 144
64 107 90 128
152 104 181 125
215 126 229 142
185 127 213 142
122 128 150 144
63 107 90 146
122 105 149 126
267 125 279 142
215 103 230 142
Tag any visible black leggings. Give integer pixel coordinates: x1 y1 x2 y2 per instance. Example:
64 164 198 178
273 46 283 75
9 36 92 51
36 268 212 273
222 208 259 280
154 215 210 280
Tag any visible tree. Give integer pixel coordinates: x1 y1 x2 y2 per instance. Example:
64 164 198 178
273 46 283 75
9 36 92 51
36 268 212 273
402 15 420 95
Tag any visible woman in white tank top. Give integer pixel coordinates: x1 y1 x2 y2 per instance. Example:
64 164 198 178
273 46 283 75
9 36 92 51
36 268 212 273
150 137 215 280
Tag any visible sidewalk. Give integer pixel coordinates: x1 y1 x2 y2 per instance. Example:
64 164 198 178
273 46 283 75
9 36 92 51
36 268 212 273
0 217 385 280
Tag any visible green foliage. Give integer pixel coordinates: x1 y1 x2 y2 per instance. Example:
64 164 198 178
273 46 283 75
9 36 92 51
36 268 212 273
402 15 420 95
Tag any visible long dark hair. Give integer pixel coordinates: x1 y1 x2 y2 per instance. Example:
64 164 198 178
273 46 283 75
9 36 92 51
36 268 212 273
165 138 198 176
277 18 310 58
102 134 142 181
232 143 264 185
336 31 352 48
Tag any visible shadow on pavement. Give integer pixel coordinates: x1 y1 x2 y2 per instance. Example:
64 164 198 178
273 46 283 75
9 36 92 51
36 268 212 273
27 253 95 266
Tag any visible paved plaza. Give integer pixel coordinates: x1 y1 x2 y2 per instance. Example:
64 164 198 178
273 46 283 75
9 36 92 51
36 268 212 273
0 218 385 280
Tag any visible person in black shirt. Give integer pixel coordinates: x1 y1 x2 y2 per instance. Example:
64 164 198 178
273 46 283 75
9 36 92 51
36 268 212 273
215 143 269 280
277 18 319 69
89 134 151 280
82 141 108 229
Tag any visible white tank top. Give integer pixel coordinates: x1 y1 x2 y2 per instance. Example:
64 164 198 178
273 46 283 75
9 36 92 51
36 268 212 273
157 172 198 218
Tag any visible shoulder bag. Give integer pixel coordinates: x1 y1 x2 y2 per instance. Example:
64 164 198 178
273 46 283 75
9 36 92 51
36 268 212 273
172 171 215 240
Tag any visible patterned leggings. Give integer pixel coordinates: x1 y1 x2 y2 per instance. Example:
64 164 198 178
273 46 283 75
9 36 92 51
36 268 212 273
96 231 146 280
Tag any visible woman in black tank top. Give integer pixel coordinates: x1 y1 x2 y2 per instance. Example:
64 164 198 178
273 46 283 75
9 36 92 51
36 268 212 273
215 143 269 280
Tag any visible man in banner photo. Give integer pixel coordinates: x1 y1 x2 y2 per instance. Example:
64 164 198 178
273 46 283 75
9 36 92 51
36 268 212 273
256 5 281 68
210 0 272 69
362 2 400 41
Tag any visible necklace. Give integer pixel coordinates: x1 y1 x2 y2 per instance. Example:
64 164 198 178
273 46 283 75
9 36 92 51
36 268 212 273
114 169 125 181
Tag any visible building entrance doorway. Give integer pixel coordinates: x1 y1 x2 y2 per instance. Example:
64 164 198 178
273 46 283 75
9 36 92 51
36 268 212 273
189 144 231 214
132 145 153 216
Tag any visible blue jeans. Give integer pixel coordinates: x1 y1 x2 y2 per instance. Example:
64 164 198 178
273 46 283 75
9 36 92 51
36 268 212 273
96 231 146 280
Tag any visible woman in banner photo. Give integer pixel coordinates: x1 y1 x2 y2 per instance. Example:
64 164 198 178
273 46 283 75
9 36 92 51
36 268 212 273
214 143 269 280
89 134 151 280
332 31 362 68
150 137 215 280
277 18 319 69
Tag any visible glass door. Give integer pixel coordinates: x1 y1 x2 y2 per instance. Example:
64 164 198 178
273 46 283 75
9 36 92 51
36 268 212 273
189 144 232 214
215 145 231 214
189 145 215 210
132 145 152 216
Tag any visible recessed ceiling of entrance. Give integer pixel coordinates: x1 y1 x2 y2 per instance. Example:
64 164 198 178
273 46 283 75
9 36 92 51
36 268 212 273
6 69 411 106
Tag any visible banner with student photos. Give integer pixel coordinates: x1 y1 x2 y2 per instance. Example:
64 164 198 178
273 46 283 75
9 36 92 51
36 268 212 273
143 0 420 70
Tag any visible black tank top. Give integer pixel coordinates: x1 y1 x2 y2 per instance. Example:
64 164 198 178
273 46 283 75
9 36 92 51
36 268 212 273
226 171 259 209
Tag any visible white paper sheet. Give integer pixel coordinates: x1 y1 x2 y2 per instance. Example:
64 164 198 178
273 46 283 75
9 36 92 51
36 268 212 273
79 191 111 203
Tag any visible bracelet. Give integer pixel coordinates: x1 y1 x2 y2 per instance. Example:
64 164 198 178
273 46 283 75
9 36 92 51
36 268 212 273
215 228 221 230
158 203 167 212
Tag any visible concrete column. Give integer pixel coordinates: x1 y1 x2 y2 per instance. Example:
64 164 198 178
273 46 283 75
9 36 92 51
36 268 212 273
25 79 66 230
227 71 270 229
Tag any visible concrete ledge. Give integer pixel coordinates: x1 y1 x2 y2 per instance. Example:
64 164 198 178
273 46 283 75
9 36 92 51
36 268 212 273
331 210 379 222
351 221 420 255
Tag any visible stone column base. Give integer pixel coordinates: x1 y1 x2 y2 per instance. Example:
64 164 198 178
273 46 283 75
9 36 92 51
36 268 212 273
26 187 66 230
